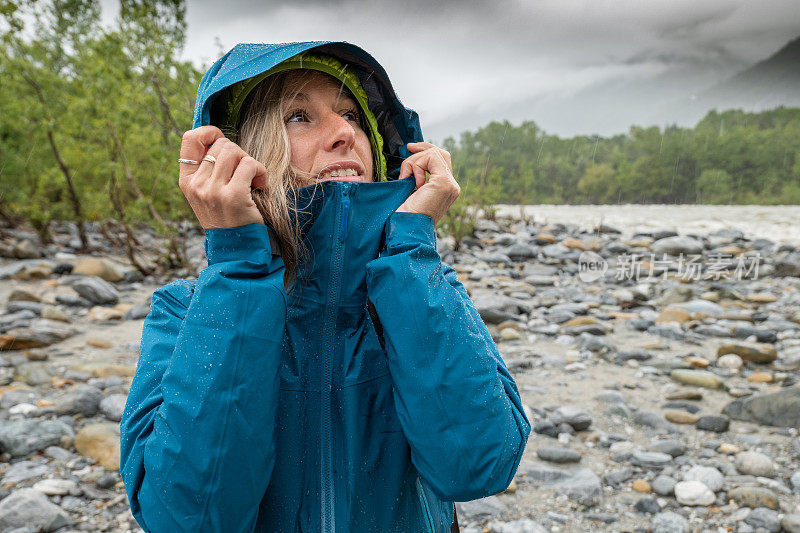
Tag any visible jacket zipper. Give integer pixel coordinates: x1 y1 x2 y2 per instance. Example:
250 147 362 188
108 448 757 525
415 476 435 533
322 183 351 532
338 189 350 242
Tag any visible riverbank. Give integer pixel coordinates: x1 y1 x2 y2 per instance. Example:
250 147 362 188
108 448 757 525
0 206 799 532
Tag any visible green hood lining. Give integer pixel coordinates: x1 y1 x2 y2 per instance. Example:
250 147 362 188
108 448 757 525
216 51 387 181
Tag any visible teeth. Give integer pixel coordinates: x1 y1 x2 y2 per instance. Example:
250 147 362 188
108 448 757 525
320 168 358 179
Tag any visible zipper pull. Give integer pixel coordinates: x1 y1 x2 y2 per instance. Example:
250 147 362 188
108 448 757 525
338 185 351 242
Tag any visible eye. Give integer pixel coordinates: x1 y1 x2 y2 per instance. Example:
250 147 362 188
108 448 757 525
342 108 361 124
285 109 308 124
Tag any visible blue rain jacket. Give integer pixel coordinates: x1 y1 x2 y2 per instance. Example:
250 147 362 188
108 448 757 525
120 41 530 533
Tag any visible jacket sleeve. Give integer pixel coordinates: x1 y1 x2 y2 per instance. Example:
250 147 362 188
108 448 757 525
365 212 531 502
119 223 286 533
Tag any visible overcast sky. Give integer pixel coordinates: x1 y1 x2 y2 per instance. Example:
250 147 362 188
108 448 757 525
103 0 800 139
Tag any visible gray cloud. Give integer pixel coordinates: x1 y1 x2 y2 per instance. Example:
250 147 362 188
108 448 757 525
99 0 800 137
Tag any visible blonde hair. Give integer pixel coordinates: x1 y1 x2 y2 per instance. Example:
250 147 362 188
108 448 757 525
236 69 368 287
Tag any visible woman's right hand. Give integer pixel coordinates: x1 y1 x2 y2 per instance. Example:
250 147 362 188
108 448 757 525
179 126 269 229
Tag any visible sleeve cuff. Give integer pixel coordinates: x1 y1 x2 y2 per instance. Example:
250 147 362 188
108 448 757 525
203 223 276 266
382 211 436 256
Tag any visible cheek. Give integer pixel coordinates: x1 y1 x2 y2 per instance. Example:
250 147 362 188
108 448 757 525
356 133 373 175
288 133 313 171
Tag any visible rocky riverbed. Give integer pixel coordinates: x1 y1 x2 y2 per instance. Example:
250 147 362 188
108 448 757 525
1 209 799 533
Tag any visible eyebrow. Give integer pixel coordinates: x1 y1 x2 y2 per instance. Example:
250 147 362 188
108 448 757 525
292 91 357 106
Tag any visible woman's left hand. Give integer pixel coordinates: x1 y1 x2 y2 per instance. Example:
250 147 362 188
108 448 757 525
395 142 460 224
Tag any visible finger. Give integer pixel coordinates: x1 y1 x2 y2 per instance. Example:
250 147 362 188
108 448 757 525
211 141 246 185
406 141 435 154
229 156 268 192
196 137 231 179
399 150 425 180
179 126 225 175
410 149 450 180
410 160 427 189
431 148 453 176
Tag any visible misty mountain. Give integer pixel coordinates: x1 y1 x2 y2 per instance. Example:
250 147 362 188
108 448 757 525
650 35 800 128
424 36 800 142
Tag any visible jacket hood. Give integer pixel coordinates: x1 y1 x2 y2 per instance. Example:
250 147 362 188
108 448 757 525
193 41 424 180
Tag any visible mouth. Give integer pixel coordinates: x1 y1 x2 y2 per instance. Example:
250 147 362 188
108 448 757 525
314 161 365 182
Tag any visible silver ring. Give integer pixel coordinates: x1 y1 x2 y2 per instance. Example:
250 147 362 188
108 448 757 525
178 158 201 164
202 154 216 164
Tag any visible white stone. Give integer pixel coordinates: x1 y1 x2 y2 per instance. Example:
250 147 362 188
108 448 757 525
717 353 744 369
674 480 715 506
683 465 724 492
8 403 37 415
32 478 77 496
735 451 775 477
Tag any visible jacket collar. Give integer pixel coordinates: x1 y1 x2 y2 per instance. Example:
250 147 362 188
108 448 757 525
287 177 416 304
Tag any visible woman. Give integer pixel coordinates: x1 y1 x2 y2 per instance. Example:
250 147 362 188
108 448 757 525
120 41 530 533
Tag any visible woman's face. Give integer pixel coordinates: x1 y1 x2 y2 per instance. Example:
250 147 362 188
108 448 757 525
283 71 374 186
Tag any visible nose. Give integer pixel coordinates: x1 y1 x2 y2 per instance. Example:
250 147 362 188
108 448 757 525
322 111 356 153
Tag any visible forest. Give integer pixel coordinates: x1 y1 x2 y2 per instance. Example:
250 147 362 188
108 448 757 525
2 0 799 250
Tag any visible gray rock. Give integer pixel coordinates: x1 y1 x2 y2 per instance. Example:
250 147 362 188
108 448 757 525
123 304 151 320
696 415 730 433
603 466 633 486
745 507 781 532
551 406 592 431
5 320 77 351
536 446 581 464
631 451 673 469
0 389 41 409
524 275 557 286
44 446 73 462
661 401 700 414
651 475 677 496
733 326 777 343
735 451 775 477
616 349 653 362
634 497 660 514
540 243 570 259
96 473 118 490
0 419 74 457
651 511 690 533
790 470 800 490
694 324 732 337
652 236 704 256
722 386 800 428
13 362 55 386
69 276 120 305
456 495 507 521
472 292 526 324
533 419 558 438
683 465 723 492
593 390 628 404
99 393 127 422
487 519 547 533
504 243 539 261
782 514 800 533
47 385 103 417
649 439 685 457
633 410 678 433
0 488 73 531
583 511 619 523
524 462 602 506
88 375 124 389
1 461 49 484
55 293 93 307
